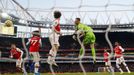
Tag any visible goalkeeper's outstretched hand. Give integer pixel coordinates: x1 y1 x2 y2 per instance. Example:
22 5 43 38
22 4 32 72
72 34 77 41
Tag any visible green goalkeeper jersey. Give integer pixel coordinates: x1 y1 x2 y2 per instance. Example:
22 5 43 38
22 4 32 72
75 23 96 44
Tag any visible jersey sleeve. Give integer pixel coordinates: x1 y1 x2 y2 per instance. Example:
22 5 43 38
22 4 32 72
119 46 124 52
52 20 58 26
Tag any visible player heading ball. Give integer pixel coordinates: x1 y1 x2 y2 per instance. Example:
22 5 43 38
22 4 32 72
47 10 62 66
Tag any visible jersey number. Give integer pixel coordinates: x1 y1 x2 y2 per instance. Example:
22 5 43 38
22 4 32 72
31 40 38 45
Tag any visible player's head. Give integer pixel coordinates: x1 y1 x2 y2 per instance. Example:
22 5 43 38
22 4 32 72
75 18 81 25
54 10 61 19
11 43 16 49
32 30 40 37
115 41 120 46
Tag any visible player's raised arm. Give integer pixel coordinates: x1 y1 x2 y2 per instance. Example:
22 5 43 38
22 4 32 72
39 39 42 47
26 39 31 45
10 50 13 58
119 46 124 52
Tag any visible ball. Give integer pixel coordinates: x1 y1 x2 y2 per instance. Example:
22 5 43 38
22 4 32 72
4 20 13 27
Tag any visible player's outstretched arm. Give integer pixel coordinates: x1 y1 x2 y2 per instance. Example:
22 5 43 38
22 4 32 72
16 48 23 58
39 39 42 47
26 39 30 45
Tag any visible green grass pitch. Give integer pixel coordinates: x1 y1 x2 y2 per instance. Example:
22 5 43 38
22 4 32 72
1 72 134 75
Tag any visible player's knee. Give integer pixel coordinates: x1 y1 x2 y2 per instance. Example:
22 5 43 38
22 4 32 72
16 65 21 68
123 62 127 67
105 65 109 67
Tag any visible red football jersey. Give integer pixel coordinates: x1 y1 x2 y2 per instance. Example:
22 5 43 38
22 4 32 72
53 19 60 32
10 48 21 59
29 36 41 52
114 46 123 58
103 52 109 62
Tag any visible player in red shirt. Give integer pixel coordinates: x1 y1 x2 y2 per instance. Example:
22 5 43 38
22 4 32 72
10 44 23 71
114 42 131 74
47 11 62 66
27 30 42 75
103 49 114 72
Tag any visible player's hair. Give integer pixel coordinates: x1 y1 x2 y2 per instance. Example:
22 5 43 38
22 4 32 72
11 43 16 47
54 11 61 19
115 41 121 45
32 30 40 37
76 18 81 21
11 43 15 45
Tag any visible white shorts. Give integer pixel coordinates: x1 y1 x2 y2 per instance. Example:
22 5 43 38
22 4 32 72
30 52 40 62
16 58 22 68
116 56 125 64
105 61 111 66
49 32 60 46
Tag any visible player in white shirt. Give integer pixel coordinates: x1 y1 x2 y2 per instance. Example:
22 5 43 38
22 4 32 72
47 11 62 66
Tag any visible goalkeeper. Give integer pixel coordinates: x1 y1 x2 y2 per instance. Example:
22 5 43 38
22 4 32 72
73 18 96 62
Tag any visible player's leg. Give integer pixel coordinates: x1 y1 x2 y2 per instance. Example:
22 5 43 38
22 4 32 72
90 33 96 62
16 59 22 68
47 33 54 64
50 33 59 66
52 44 59 66
32 52 40 75
84 33 96 62
108 61 114 73
121 57 131 73
47 33 59 66
105 62 110 72
90 43 96 62
47 48 54 65
116 58 123 74
16 58 23 71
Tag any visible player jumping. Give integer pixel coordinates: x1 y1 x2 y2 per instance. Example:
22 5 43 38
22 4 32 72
27 30 42 75
10 43 23 71
73 18 96 62
114 42 131 74
47 11 62 66
103 49 114 72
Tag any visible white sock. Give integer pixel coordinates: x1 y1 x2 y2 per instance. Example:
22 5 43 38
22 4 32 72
123 62 130 72
110 66 114 72
119 68 123 73
126 66 130 72
106 67 110 72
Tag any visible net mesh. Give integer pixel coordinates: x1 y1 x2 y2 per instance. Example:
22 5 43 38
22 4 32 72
0 0 134 75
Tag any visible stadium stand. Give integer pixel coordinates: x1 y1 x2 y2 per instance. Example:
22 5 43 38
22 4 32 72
0 32 134 73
